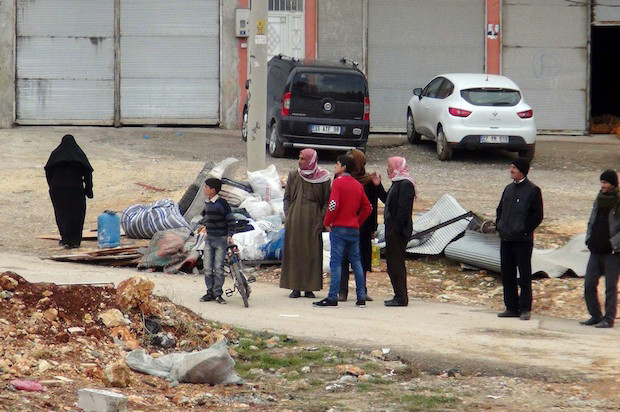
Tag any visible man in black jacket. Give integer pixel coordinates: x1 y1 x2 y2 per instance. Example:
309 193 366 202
496 157 544 321
580 169 620 329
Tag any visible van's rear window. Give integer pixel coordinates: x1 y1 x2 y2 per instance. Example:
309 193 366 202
292 73 366 101
460 88 521 106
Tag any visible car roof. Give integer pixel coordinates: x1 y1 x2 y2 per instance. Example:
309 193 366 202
270 55 363 73
438 73 521 90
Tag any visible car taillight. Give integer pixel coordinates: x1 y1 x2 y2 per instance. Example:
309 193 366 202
448 107 471 117
517 109 533 119
281 92 291 116
363 97 370 121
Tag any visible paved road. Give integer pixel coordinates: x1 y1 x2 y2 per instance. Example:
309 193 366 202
2 252 618 382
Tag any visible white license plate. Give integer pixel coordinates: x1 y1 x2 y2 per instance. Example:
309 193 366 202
311 125 341 134
480 135 509 143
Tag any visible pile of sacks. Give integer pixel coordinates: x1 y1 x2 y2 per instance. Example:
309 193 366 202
134 159 288 271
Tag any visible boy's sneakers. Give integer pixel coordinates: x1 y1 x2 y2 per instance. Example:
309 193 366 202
356 299 366 308
200 293 214 302
215 296 227 304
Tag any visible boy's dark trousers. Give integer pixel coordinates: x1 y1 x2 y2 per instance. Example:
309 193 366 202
500 240 533 313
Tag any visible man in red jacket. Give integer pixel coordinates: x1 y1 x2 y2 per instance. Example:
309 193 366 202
314 155 372 308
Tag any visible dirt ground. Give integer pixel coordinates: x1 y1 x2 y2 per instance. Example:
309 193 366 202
1 271 618 412
0 126 619 410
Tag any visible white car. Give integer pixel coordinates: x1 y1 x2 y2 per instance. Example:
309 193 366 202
406 73 536 161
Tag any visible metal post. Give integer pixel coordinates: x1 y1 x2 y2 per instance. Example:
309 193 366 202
246 0 268 172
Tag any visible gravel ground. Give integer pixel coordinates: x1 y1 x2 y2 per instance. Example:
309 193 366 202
1 126 617 255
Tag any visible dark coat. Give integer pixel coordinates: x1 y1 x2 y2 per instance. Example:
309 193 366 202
496 178 543 242
384 180 415 239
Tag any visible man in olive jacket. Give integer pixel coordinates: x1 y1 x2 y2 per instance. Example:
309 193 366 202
580 169 620 329
496 157 543 321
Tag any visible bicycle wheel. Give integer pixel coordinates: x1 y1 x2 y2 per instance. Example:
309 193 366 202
233 264 249 308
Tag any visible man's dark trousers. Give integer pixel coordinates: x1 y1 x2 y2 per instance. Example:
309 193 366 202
584 253 619 324
500 240 533 313
385 231 408 305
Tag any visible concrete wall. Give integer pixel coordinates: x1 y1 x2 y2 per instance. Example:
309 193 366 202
317 0 364 67
0 0 15 128
220 0 241 129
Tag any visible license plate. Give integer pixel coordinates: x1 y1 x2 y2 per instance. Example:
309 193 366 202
480 135 509 143
311 125 341 134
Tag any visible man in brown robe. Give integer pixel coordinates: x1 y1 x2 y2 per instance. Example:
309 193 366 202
280 149 331 298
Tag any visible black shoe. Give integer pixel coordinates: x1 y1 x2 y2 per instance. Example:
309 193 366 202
289 290 301 298
497 310 520 318
200 293 214 302
304 291 316 298
338 294 347 302
215 296 227 304
313 298 337 307
356 299 366 308
366 295 374 302
579 317 602 326
384 299 407 307
519 311 531 321
594 319 613 329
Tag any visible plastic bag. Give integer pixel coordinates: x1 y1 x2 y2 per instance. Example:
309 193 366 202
247 164 284 201
232 228 267 260
260 228 285 260
240 195 273 220
270 197 285 219
125 339 242 386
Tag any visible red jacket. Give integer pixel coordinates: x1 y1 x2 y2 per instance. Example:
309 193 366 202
323 174 372 229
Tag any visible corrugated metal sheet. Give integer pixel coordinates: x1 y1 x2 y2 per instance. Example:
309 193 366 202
367 0 485 131
445 231 587 278
593 1 620 24
16 0 114 123
317 0 364 64
120 0 219 122
378 194 472 255
502 0 588 132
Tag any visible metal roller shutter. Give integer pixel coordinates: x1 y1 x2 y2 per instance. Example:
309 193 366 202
502 0 588 132
16 0 115 124
120 0 220 124
368 0 485 132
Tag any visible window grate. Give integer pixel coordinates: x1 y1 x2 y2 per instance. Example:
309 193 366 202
268 0 303 12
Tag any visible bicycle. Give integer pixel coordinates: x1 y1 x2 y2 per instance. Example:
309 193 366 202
224 244 255 307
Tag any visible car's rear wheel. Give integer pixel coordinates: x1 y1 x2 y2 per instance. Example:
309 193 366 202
241 107 248 142
268 121 285 158
436 126 453 161
518 144 535 160
406 111 421 144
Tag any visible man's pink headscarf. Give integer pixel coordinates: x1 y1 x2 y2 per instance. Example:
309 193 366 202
388 156 417 195
298 148 331 183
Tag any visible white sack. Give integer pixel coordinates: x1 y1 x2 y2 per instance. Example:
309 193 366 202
247 164 284 201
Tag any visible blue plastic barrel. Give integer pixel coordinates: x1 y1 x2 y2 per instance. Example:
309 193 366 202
98 210 121 248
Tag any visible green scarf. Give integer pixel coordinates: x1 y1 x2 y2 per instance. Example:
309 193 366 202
597 187 620 215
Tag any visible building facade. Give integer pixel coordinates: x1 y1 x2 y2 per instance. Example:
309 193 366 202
0 0 617 134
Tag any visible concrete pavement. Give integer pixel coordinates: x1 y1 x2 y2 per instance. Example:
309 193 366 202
2 252 618 382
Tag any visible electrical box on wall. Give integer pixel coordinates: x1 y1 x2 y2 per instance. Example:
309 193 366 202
236 9 250 38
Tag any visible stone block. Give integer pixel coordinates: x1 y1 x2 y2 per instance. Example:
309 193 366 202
77 388 127 412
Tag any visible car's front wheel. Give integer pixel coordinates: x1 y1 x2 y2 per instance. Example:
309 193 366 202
436 126 453 161
268 121 285 158
241 107 248 142
406 111 421 144
518 144 535 160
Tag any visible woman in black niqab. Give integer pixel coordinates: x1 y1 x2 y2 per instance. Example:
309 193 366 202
44 135 94 248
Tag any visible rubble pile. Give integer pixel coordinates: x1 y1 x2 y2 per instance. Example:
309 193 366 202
0 271 243 410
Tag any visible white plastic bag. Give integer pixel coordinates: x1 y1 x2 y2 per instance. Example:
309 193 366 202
270 197 285 219
322 232 331 273
247 164 284 201
240 195 273 220
232 228 267 260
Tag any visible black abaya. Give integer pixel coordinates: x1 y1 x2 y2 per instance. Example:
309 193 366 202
44 135 93 247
